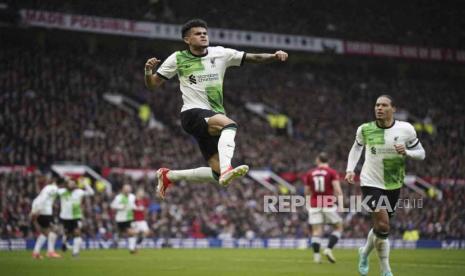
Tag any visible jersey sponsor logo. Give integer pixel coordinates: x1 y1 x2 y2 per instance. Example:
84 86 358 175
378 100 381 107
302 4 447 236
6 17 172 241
189 74 197 84
198 73 219 83
188 73 219 84
370 146 397 155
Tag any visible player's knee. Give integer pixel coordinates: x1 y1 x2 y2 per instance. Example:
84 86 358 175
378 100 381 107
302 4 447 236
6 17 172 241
379 221 390 233
374 221 390 238
312 225 322 236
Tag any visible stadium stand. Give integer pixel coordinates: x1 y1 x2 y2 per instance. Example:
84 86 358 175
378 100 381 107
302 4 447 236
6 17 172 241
1 29 464 240
17 0 465 48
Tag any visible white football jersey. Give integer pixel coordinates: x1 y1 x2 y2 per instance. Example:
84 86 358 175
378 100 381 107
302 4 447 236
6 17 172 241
157 46 245 113
111 193 136 222
355 120 419 190
58 185 94 220
32 184 58 215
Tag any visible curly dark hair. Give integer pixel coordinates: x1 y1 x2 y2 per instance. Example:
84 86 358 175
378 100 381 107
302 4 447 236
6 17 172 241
181 18 208 38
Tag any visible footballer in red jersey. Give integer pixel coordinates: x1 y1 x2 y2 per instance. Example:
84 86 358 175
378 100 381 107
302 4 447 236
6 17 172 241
304 152 343 264
132 189 151 247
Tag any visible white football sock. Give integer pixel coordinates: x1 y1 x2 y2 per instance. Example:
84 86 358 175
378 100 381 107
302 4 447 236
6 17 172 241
47 232 57 253
128 237 137 251
362 228 375 256
33 234 47 254
218 127 237 173
375 236 391 273
73 237 82 255
167 167 217 183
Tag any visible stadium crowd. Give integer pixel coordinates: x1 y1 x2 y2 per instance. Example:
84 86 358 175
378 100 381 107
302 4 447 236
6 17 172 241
1 31 464 241
1 42 464 178
17 0 465 48
0 36 465 242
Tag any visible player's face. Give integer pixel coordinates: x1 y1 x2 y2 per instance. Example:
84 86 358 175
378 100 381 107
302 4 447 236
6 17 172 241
67 180 76 190
184 27 209 48
374 97 395 121
122 185 131 194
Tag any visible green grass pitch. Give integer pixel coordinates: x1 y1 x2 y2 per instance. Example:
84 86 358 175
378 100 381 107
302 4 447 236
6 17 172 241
1 249 464 276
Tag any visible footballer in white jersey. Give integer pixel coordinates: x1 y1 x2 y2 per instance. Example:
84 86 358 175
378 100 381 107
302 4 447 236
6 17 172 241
345 95 425 276
110 184 138 254
144 18 288 199
30 177 66 259
58 180 94 256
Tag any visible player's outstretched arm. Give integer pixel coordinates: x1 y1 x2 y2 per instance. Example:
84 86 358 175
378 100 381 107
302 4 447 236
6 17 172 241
145 57 165 90
244 50 288 63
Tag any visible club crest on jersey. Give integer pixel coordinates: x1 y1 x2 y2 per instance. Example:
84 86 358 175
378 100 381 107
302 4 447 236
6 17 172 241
210 57 216 68
371 146 377 155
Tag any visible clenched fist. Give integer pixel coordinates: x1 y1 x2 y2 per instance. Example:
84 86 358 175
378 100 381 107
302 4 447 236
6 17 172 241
274 50 288 62
145 57 161 71
345 171 356 184
394 144 406 155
